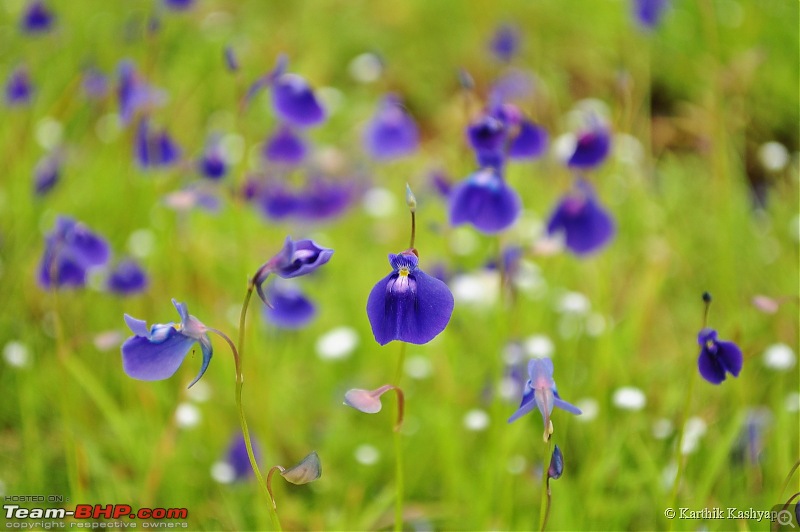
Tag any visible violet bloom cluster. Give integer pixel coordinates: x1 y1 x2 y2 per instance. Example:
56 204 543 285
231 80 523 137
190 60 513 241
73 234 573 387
20 1 54 33
107 259 148 296
366 251 454 346
508 358 581 442
38 216 110 289
117 61 165 124
136 119 180 168
633 0 669 30
263 125 307 166
198 136 227 179
546 179 615 256
363 94 419 160
697 328 743 384
5 67 32 106
565 114 611 169
489 23 521 62
257 177 355 222
121 299 211 388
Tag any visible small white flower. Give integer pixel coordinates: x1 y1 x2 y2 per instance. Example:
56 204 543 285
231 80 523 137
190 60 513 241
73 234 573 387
762 343 796 371
463 409 490 431
612 387 646 411
316 327 359 361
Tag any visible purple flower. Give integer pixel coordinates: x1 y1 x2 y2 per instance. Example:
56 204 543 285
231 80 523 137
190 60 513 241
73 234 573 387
136 119 180 168
38 216 110 289
366 251 454 346
508 120 548 160
107 259 148 296
633 0 669 30
489 23 520 62
198 137 227 179
467 115 507 157
548 445 564 480
263 125 307 166
363 94 419 160
430 170 452 198
449 168 521 234
163 0 194 10
259 181 301 220
33 151 61 196
546 180 614 256
272 73 325 128
508 358 581 441
5 67 32 106
490 70 536 103
294 177 355 221
121 299 212 388
253 237 334 305
221 434 258 482
163 186 221 213
263 283 317 330
117 61 164 124
82 68 109 99
224 46 239 73
697 328 743 384
21 1 54 33
567 122 611 169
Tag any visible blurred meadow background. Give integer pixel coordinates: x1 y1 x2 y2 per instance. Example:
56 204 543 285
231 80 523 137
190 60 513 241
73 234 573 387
1 0 798 530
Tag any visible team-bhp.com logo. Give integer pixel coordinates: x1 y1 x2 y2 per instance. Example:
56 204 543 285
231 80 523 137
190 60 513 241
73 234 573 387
5 504 188 521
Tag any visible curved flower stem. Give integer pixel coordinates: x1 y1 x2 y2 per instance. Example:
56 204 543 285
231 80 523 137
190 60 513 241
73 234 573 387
780 459 800 498
538 438 552 531
409 210 416 250
266 466 286 509
207 282 283 531
393 342 408 532
668 370 697 530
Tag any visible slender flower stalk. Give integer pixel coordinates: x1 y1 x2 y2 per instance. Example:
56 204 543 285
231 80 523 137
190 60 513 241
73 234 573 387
538 439 553 531
393 342 407 532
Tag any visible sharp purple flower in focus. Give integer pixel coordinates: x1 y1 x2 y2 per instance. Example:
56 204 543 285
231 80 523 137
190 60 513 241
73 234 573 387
121 299 212 388
253 237 334 306
697 328 743 384
508 357 581 442
366 251 454 346
546 180 614 256
38 216 110 289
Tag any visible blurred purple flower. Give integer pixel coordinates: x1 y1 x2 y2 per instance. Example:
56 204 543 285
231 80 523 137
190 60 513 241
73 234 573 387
136 119 180 168
567 120 611 169
490 70 536 103
546 180 614 256
223 434 258 481
430 170 452 198
259 181 301 220
509 120 548 160
38 216 110 289
489 23 520 62
82 68 109 99
697 328 743 384
633 0 669 30
33 151 61 196
366 250 454 346
253 237 334 306
117 61 164 124
244 55 287 105
198 137 227 180
449 168 521 234
294 177 355 221
5 67 32 106
107 259 148 296
121 299 212 388
224 46 239 73
263 125 307 166
163 0 194 10
21 1 54 33
272 73 325 128
467 114 507 157
508 358 581 441
363 94 419 160
164 186 221 213
263 283 317 330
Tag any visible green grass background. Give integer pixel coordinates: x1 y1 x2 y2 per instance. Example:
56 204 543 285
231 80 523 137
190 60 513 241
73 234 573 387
0 0 798 530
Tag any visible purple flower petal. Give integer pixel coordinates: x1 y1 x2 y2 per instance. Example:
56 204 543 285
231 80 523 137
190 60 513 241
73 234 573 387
467 115 507 154
633 0 669 30
697 328 743 384
136 120 180 168
343 389 384 414
280 452 321 485
364 95 419 160
449 169 521 234
548 445 564 480
121 327 197 381
38 217 110 289
164 0 194 10
21 1 54 33
509 120 548 159
271 73 325 128
508 385 537 423
33 152 61 196
489 23 520 62
5 67 32 106
366 252 454 346
263 125 307 166
263 284 316 329
225 434 258 481
546 180 614 255
107 259 148 295
567 128 611 169
124 314 150 337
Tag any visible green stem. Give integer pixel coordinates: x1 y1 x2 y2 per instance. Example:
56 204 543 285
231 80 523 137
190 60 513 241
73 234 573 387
538 439 552 531
668 370 697 530
779 460 800 498
219 284 283 531
393 341 408 531
409 211 416 250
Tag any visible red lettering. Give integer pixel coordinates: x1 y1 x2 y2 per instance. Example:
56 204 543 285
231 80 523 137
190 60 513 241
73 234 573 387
74 505 92 519
113 505 132 519
94 504 114 519
151 508 166 519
